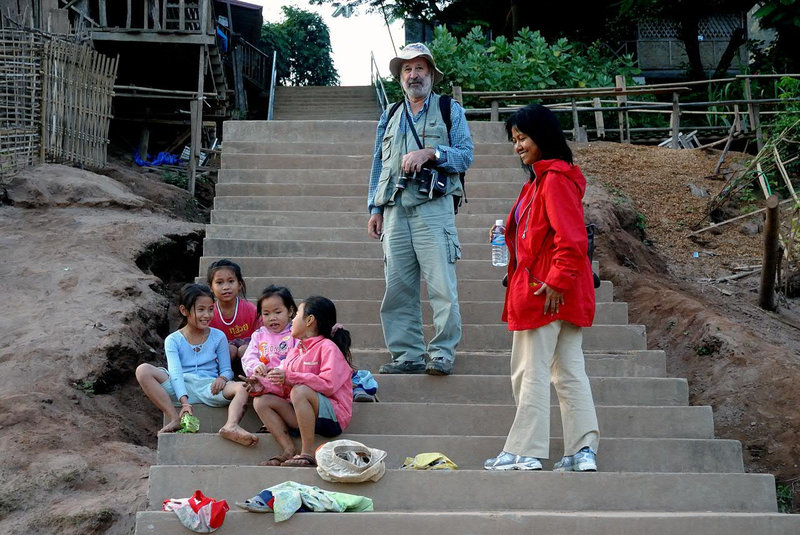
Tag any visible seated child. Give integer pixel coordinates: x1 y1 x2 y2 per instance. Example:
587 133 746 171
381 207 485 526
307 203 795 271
253 295 353 467
219 285 298 446
135 283 249 433
207 259 259 377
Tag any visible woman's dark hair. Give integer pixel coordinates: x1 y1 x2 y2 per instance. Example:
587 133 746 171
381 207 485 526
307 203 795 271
505 104 573 165
206 258 247 298
177 283 215 327
302 295 353 368
257 285 297 319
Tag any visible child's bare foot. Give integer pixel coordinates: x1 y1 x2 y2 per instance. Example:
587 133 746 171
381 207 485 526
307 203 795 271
219 424 259 446
159 419 181 433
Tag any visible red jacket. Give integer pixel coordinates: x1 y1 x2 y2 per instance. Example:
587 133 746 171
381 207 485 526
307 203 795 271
502 159 595 331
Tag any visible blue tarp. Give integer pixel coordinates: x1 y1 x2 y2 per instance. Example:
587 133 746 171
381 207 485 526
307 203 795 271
134 151 180 167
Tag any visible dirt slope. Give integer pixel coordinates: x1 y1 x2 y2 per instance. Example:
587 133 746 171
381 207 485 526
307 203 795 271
0 143 797 534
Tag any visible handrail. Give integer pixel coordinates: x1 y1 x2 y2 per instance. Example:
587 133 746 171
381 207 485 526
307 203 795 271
370 51 389 110
267 50 277 120
239 38 268 89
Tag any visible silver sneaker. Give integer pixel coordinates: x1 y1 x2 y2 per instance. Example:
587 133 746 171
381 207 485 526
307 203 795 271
484 451 542 471
553 447 597 472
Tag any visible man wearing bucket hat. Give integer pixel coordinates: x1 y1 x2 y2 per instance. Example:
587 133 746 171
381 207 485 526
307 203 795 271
367 42 474 376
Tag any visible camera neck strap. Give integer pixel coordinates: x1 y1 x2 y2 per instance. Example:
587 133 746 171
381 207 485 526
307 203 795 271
403 101 426 151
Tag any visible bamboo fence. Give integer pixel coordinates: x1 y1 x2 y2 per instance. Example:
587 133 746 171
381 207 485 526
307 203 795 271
0 30 41 178
40 38 117 167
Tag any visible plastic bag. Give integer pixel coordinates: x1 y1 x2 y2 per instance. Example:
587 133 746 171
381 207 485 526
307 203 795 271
316 439 387 483
162 490 229 533
401 452 458 470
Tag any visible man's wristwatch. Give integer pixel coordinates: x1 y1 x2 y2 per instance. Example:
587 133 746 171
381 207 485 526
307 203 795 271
434 148 441 161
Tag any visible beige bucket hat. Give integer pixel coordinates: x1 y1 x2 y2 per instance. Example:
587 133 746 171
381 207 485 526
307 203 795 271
389 42 445 84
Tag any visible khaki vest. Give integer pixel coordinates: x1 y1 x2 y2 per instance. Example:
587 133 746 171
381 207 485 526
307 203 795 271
373 94 463 209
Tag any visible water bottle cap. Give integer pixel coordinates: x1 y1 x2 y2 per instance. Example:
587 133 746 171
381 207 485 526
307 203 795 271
495 219 504 226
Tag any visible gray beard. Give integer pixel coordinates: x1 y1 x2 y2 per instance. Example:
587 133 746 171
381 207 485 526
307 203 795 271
403 77 432 99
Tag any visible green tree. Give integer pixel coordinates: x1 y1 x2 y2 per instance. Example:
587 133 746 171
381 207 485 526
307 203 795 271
753 0 800 73
259 6 339 86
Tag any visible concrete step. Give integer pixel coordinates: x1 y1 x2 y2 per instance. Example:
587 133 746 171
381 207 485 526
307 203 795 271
330 300 626 325
195 271 615 303
157 434 739 472
223 120 507 144
208 209 535 230
204 223 524 245
196 256 598 284
196 256 502 280
146 467 779 513
220 153 523 170
274 112 381 121
217 168 527 184
222 140 514 156
181 403 713 439
200 235 523 260
350 349 662 377
212 196 516 214
336 375 683 405
253 321 643 352
136 511 800 535
214 181 524 200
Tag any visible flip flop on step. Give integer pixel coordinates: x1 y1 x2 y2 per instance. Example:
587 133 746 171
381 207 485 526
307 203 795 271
281 453 317 467
236 490 274 513
259 454 290 466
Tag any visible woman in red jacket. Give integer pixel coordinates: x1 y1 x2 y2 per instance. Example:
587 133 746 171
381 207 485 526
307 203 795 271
485 104 599 472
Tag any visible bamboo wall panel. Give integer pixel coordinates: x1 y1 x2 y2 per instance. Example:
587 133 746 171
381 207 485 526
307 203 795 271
40 39 117 168
0 30 41 178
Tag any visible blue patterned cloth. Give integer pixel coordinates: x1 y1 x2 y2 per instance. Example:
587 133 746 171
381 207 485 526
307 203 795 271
367 92 474 214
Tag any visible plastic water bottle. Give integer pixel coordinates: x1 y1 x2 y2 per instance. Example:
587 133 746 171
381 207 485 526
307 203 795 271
491 219 508 267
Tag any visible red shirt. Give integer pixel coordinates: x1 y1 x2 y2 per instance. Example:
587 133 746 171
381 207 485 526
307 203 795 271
209 298 259 341
502 159 595 331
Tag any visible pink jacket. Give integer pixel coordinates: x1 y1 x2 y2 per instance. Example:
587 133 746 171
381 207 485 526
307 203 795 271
241 326 298 395
281 335 353 430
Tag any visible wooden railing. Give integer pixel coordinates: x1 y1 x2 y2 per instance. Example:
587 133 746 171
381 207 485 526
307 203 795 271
240 38 269 90
64 0 212 33
454 74 800 149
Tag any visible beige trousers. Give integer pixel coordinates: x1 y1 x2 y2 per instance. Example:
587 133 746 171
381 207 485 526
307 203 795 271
503 320 600 459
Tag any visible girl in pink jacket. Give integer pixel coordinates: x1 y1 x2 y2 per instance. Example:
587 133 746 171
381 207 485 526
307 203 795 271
256 295 353 468
218 285 298 447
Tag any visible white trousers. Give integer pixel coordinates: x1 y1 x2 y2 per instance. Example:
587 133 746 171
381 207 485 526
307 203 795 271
503 320 600 459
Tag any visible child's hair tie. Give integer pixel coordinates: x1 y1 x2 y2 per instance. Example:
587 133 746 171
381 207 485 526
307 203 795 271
331 323 344 335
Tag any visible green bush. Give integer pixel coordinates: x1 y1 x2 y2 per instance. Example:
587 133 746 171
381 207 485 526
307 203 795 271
428 26 640 108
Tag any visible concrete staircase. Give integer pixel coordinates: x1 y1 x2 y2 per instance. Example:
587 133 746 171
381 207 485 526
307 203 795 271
134 120 799 534
272 85 380 120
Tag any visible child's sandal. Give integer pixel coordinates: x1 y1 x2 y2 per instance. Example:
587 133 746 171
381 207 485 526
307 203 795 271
281 454 317 467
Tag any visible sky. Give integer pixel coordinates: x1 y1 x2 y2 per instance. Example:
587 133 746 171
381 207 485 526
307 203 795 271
248 1 406 86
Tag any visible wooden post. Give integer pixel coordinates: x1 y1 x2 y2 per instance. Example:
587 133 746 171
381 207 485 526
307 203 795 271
490 100 499 122
179 0 185 31
98 0 107 26
733 103 741 133
759 195 780 311
126 0 132 28
571 98 579 140
593 97 605 138
744 77 754 131
753 101 763 152
188 46 205 196
452 85 463 105
143 0 148 29
615 75 627 143
138 127 150 161
670 91 680 149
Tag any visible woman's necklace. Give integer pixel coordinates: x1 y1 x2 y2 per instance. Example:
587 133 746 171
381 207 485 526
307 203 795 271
216 297 239 326
181 327 209 353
